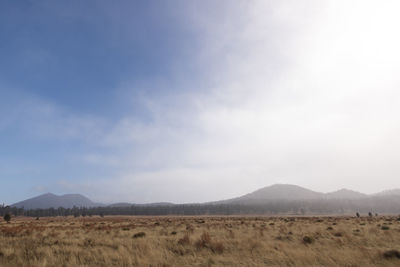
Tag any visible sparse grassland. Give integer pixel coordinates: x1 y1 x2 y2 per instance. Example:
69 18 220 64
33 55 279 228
1 215 400 266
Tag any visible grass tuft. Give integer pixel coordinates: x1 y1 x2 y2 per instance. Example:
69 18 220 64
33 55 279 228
302 236 313 244
133 232 146 238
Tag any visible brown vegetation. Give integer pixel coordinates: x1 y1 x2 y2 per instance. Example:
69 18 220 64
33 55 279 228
0 215 400 266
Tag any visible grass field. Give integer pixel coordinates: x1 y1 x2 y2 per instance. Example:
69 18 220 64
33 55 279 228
1 215 400 266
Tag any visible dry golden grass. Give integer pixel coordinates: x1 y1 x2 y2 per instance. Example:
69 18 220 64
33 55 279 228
1 215 400 266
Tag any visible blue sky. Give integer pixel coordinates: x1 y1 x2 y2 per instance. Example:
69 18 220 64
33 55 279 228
0 0 226 203
0 1 203 111
2 1 400 204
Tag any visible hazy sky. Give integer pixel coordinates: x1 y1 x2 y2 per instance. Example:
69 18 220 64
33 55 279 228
1 0 400 204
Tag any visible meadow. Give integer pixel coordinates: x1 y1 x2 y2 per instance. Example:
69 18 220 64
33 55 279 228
1 215 400 266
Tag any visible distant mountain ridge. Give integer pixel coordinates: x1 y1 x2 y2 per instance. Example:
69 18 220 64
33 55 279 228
11 193 101 209
10 184 400 210
373 189 400 197
221 184 323 204
240 184 324 200
325 188 367 199
218 184 368 204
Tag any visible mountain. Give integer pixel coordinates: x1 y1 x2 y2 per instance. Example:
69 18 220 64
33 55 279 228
9 184 400 213
220 184 324 204
325 189 367 199
240 184 323 200
374 189 400 197
219 184 376 205
12 193 101 209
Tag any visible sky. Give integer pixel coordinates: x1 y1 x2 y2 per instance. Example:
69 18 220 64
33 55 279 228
1 0 400 204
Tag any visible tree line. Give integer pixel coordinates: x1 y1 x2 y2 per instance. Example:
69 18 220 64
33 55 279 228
2 197 400 217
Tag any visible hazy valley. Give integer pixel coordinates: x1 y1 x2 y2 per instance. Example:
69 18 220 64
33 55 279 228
7 184 400 216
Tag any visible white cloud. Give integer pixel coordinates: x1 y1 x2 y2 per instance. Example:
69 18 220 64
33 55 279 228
6 1 400 203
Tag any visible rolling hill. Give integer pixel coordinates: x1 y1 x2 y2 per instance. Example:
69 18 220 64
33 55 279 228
222 184 324 204
325 188 367 199
11 193 101 209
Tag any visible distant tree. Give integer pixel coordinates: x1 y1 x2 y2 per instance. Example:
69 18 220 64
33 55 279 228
300 208 305 215
368 212 373 217
3 213 11 223
356 212 360 218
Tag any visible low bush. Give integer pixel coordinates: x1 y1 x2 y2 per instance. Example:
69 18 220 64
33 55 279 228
3 214 11 223
177 234 190 246
383 249 400 259
195 232 212 249
133 232 146 238
303 236 313 244
211 241 224 254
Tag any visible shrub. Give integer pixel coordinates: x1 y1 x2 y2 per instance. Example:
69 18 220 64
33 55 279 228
195 232 212 249
186 224 194 233
211 241 224 254
3 214 11 223
83 238 95 247
177 233 191 246
194 232 224 254
133 232 146 238
302 236 313 244
381 226 390 230
383 249 400 259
